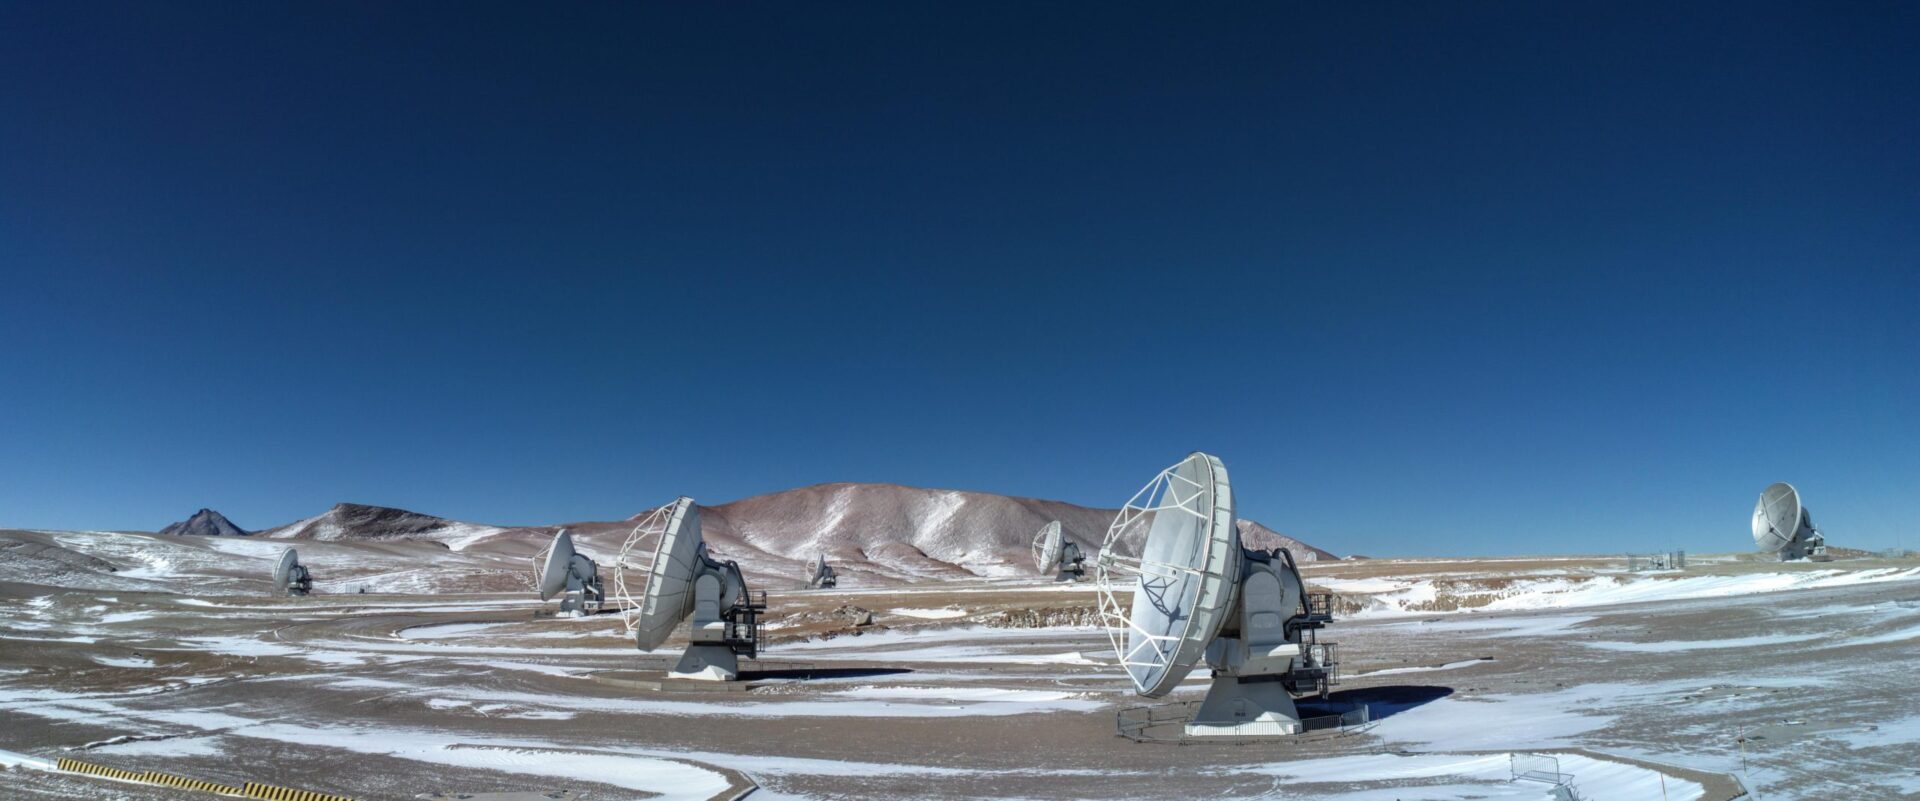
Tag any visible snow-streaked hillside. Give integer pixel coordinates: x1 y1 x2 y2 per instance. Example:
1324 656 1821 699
255 503 526 550
647 482 1337 585
165 483 1336 587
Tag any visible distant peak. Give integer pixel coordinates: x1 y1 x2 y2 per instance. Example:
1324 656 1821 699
159 508 249 537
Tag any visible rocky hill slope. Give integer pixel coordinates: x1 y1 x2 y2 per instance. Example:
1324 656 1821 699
224 483 1335 586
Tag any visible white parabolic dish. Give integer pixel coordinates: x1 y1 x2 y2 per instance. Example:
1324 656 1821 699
1752 482 1802 553
632 497 701 651
1032 521 1064 572
273 548 299 588
1098 451 1240 698
536 528 576 601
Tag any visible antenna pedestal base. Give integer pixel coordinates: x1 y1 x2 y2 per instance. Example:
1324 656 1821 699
671 645 740 681
1185 677 1303 737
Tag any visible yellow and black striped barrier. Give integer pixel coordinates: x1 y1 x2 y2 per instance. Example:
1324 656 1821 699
142 768 246 795
243 781 360 801
56 757 145 782
52 755 357 801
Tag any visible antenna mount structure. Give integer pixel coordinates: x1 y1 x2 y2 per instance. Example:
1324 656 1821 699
535 528 605 617
806 553 838 589
614 498 766 681
1753 482 1830 562
1096 452 1340 737
273 548 312 597
1031 521 1086 581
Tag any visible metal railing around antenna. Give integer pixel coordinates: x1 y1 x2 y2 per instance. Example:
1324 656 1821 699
1300 591 1336 623
725 589 769 659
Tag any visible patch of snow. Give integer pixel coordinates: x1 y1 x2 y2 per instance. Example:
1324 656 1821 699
235 725 732 801
1346 567 1920 619
670 665 734 681
1374 685 1624 750
91 735 226 757
0 747 55 770
432 523 510 552
1231 752 1703 801
91 655 156 668
1309 577 1417 594
827 685 1084 703
890 607 969 620
1348 658 1492 678
1581 632 1827 652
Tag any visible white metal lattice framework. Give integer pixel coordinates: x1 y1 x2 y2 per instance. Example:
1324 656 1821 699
1094 454 1234 696
531 536 557 594
613 503 675 633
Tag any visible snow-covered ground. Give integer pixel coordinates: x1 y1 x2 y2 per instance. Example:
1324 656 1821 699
5 535 1918 800
1328 564 1920 617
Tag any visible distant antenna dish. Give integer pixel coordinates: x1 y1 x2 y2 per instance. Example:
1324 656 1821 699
612 497 766 681
272 548 311 596
533 528 605 617
1753 482 1829 562
1031 521 1086 581
806 553 838 589
1095 452 1339 737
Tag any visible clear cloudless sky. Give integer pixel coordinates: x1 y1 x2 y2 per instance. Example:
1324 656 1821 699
1 2 1915 556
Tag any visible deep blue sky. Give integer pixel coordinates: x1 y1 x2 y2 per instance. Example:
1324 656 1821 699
2 3 1915 555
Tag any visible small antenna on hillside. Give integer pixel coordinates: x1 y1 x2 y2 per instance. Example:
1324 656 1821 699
272 548 312 596
806 553 837 589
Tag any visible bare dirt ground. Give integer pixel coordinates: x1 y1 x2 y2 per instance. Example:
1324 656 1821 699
3 530 1918 800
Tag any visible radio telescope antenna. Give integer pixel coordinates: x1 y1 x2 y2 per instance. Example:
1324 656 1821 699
806 554 837 589
1031 521 1086 581
1095 452 1340 737
612 497 766 681
534 528 605 617
272 548 312 596
1753 482 1829 562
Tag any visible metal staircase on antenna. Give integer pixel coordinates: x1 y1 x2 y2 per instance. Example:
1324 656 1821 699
1032 520 1086 581
534 528 605 617
272 548 312 596
1096 452 1344 738
613 497 766 681
1753 482 1830 562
